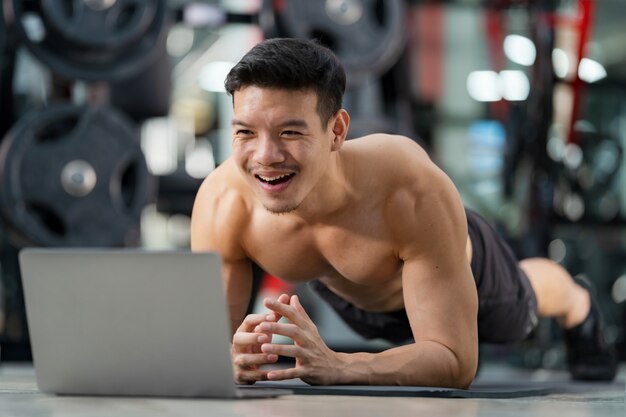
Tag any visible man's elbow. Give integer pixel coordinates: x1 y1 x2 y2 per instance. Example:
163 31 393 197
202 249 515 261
440 361 476 390
442 346 478 390
453 366 476 390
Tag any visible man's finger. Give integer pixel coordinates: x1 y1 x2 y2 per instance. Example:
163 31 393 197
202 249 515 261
291 295 312 320
266 367 302 381
270 293 288 322
256 322 302 341
277 293 291 304
237 313 270 332
260 343 302 359
262 293 291 323
232 332 269 346
233 352 279 368
235 369 271 385
263 298 303 326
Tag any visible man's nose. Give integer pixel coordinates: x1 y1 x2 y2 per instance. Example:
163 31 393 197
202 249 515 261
252 135 285 165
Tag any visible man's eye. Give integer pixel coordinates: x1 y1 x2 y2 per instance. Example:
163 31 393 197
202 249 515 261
236 129 253 135
282 130 301 136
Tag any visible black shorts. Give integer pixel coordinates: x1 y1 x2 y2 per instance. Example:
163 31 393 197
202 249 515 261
308 208 539 344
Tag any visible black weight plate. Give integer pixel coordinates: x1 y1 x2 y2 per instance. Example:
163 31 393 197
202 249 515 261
40 0 158 50
261 0 406 87
0 103 152 246
6 0 170 82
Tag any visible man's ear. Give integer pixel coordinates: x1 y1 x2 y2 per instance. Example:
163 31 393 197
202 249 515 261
330 109 350 151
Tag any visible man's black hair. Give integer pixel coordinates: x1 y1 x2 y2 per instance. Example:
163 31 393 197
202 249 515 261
225 38 346 128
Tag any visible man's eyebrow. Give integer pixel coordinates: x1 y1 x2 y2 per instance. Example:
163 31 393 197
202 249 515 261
277 119 309 128
231 119 250 127
231 119 309 128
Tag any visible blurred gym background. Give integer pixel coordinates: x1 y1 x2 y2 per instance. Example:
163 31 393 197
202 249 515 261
0 0 624 372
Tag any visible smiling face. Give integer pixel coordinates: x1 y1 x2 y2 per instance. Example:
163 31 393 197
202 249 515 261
231 86 343 215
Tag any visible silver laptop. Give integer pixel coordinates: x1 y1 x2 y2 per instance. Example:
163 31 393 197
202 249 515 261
18 248 290 399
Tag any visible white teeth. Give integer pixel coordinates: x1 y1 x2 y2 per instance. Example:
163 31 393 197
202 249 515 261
258 173 292 181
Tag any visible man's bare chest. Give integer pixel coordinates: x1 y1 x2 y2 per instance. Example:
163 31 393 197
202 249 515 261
244 218 401 285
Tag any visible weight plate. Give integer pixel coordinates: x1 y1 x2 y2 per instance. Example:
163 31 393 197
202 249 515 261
0 103 152 246
5 0 170 82
40 0 157 50
261 0 406 87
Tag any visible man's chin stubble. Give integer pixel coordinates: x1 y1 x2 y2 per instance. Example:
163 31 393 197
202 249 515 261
263 203 299 215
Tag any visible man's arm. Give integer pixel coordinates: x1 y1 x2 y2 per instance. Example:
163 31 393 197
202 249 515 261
332 253 478 388
191 175 283 383
190 178 253 332
333 170 479 387
260 267 477 388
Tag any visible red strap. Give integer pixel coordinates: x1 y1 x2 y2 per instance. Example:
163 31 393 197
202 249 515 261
568 0 595 144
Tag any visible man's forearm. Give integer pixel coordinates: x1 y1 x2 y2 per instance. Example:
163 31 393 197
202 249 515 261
334 341 476 389
229 301 249 335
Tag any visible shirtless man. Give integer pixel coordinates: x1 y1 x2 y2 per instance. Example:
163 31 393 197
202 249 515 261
191 38 617 388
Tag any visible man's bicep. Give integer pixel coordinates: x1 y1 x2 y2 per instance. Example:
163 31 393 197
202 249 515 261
190 178 250 256
402 255 477 341
398 191 478 371
395 168 477 342
222 257 254 334
190 178 253 332
190 179 220 252
401 251 478 381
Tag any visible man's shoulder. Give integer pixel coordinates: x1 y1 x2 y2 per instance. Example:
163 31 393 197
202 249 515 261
191 159 252 254
346 134 440 194
347 134 431 176
199 157 237 185
348 133 427 155
197 159 248 206
353 136 465 246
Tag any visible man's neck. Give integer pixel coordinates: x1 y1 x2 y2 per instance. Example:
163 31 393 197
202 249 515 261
291 151 353 223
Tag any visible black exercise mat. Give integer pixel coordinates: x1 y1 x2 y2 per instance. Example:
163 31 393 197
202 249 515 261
253 379 624 399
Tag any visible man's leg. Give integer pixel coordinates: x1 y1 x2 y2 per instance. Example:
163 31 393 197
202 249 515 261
519 258 589 328
519 257 617 381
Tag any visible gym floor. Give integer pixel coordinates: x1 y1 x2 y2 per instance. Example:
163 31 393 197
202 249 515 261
1 364 623 417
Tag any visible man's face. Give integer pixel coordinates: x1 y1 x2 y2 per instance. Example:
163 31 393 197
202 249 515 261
231 86 335 214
